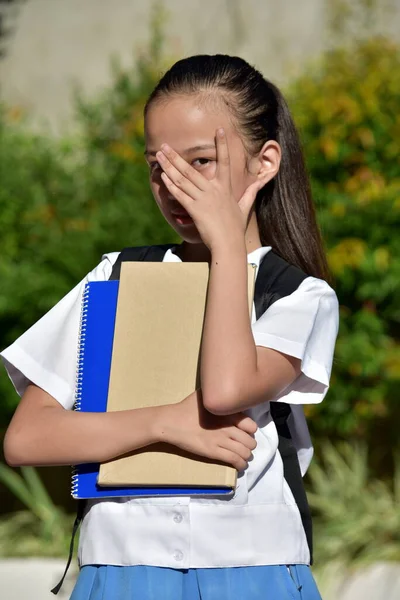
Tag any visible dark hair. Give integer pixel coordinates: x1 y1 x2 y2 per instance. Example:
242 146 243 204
145 54 331 283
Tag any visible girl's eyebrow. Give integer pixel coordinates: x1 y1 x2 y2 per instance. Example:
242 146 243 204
144 143 216 157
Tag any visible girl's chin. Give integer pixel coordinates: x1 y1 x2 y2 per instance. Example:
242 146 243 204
166 215 202 244
173 228 202 246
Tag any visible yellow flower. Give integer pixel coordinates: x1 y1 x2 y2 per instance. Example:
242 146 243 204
122 106 145 138
374 247 390 270
108 141 137 161
356 128 375 148
384 345 400 379
320 137 338 159
6 106 24 122
65 219 90 232
303 405 318 418
331 202 346 217
328 239 367 275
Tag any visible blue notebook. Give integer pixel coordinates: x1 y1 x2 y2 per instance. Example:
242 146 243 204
72 280 232 499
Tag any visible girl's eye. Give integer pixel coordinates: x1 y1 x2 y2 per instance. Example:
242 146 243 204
192 158 213 169
149 161 161 173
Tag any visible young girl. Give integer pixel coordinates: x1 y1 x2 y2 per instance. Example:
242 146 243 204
1 55 339 600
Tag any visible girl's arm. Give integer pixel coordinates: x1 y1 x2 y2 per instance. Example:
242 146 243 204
3 384 163 467
200 241 301 416
156 134 301 417
3 384 257 470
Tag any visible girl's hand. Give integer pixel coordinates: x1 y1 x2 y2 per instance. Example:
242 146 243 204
156 129 265 251
155 389 257 472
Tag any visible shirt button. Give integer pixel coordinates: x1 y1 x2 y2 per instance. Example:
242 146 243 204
173 512 183 523
173 550 184 561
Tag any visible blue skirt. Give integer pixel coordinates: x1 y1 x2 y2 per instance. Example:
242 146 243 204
70 564 322 600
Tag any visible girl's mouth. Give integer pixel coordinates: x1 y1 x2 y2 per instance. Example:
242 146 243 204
171 212 194 225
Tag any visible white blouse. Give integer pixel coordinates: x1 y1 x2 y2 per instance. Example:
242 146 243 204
1 245 339 568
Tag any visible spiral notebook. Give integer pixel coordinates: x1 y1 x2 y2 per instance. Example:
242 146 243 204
72 278 233 499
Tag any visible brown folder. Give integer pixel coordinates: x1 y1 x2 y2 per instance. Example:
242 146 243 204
97 261 256 489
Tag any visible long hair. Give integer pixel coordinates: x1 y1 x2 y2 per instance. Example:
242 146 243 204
145 55 331 282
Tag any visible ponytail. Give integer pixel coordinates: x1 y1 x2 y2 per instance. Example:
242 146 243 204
256 84 331 282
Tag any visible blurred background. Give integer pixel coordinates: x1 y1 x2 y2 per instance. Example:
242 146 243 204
0 0 399 598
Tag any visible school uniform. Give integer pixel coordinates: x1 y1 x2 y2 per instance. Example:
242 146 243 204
1 245 339 600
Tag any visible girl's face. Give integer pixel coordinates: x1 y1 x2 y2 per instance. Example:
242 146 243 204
144 95 257 244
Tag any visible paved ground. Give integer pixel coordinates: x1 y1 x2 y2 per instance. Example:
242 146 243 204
0 559 77 600
314 562 400 600
0 559 400 599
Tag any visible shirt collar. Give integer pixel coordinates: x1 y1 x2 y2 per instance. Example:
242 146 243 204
163 245 272 267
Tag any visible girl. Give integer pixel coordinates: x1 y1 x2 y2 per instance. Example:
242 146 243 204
1 55 339 600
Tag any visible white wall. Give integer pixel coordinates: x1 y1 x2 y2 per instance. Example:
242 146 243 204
1 0 399 132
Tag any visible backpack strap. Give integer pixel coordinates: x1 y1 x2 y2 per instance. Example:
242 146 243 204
254 250 313 562
51 498 86 594
254 250 308 424
109 244 176 280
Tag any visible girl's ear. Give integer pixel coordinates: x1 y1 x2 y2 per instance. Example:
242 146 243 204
248 140 281 185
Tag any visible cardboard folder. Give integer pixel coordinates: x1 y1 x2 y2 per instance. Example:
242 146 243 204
98 261 256 489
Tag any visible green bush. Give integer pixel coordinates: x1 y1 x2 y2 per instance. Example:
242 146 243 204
288 37 400 468
308 441 400 566
0 17 177 427
0 464 73 557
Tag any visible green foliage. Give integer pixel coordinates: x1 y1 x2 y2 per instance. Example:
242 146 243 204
0 17 177 427
308 442 400 566
0 464 73 557
288 37 400 457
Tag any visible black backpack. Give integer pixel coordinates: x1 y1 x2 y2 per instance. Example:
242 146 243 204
52 244 312 594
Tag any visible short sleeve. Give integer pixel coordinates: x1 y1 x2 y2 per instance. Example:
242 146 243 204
252 276 339 404
0 252 119 410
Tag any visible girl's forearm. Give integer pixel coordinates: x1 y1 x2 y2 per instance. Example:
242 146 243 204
4 385 167 467
200 240 258 412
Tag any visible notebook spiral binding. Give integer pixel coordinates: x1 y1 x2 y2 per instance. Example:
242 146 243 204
71 283 90 498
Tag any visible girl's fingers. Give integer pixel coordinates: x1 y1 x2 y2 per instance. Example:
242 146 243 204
215 128 231 184
159 145 207 191
157 152 201 200
227 427 257 451
238 179 265 221
161 173 193 212
215 445 248 472
223 437 253 461
230 413 258 435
